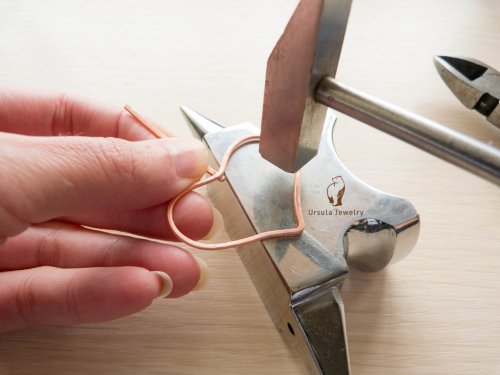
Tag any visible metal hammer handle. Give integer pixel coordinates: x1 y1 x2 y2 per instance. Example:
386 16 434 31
316 77 500 186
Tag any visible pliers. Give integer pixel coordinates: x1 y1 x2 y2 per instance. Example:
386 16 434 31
434 56 500 129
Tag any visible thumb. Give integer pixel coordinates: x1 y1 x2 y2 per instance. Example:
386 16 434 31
0 133 207 239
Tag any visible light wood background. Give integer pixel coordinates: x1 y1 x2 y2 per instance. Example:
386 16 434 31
0 1 499 374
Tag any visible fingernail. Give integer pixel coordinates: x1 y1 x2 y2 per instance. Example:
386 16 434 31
192 255 210 291
167 138 207 179
152 271 173 298
203 207 224 240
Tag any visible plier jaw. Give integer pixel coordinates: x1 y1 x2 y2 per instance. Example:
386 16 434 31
434 56 500 128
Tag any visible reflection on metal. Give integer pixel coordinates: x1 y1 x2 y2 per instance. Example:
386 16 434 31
182 108 420 375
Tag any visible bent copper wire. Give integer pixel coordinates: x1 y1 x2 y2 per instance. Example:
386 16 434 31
124 105 305 250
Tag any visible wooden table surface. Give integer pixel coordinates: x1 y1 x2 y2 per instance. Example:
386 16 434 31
0 1 499 374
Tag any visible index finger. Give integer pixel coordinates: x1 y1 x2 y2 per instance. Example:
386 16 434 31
0 90 168 140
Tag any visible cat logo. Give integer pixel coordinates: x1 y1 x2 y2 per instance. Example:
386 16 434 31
327 176 345 207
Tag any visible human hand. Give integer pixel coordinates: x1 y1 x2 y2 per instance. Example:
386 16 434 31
0 91 214 333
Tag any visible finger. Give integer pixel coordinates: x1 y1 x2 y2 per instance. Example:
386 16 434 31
63 191 214 241
0 90 167 140
0 133 208 240
0 222 204 298
0 266 171 333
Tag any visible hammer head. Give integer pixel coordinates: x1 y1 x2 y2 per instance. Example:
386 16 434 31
259 0 352 172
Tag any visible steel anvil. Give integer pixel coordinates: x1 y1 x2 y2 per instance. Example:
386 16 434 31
181 106 420 375
175 0 497 373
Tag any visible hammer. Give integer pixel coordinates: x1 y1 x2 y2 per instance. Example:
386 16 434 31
259 0 500 185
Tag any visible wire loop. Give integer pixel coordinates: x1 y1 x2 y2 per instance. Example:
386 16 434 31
124 105 304 250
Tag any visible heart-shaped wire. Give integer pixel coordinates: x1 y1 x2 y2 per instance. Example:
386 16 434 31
124 105 304 250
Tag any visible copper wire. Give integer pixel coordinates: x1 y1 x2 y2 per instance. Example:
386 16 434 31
124 105 305 250
166 136 304 250
124 104 171 138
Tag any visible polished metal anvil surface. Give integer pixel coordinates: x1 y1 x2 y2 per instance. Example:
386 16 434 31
181 107 420 375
